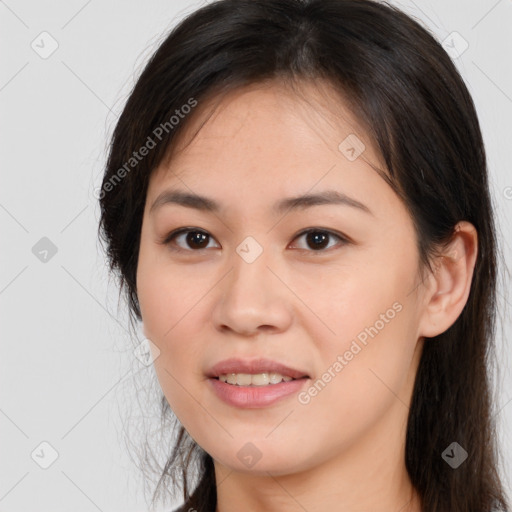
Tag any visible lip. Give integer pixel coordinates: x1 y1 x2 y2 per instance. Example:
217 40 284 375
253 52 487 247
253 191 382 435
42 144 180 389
206 357 311 409
208 377 309 408
206 357 310 380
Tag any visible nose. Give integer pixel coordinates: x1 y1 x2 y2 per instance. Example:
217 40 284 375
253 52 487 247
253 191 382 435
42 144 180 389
212 246 293 337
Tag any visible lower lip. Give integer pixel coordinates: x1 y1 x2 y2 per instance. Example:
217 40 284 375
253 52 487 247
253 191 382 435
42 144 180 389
208 377 309 408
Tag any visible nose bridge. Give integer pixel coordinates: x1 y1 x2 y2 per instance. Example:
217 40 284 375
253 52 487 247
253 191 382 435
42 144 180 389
228 235 272 302
212 235 292 334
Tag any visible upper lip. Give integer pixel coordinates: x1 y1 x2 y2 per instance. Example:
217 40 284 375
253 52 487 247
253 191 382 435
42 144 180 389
206 358 310 380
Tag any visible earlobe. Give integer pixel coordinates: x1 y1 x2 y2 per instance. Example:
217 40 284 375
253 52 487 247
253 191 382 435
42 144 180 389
418 221 478 338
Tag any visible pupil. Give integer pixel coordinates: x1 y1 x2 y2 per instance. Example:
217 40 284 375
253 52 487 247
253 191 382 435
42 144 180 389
187 231 208 249
307 231 328 250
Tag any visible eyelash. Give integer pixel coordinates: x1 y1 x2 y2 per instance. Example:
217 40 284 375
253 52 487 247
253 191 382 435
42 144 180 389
160 227 350 254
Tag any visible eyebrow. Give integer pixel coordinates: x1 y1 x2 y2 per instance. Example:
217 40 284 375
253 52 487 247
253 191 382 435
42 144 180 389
149 189 373 216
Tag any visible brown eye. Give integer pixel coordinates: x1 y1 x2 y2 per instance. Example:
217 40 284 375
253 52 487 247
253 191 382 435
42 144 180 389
163 228 219 251
291 229 348 252
162 227 349 254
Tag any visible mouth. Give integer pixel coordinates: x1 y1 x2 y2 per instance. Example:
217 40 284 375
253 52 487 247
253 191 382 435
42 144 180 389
213 373 309 387
207 363 311 408
206 357 311 387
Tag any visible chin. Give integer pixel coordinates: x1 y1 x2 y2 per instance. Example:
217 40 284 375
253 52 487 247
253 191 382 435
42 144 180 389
211 443 311 476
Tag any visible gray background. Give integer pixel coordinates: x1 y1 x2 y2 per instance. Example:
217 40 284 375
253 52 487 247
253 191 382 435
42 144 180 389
1 0 511 511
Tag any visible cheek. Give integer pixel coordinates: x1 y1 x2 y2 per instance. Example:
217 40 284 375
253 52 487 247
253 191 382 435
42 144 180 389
138 273 206 424
136 246 206 388
296 255 414 354
297 304 417 455
136 244 193 338
299 259 419 418
138 269 197 381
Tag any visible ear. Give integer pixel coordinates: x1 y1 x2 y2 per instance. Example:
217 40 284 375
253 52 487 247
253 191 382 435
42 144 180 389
418 221 478 338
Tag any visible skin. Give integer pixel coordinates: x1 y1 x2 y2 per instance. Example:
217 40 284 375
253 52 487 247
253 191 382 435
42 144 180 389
136 79 478 512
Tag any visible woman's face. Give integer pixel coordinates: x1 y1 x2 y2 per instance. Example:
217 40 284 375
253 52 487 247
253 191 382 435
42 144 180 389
136 81 427 476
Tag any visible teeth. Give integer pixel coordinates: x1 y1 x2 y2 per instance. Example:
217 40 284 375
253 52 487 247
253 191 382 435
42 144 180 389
218 372 294 386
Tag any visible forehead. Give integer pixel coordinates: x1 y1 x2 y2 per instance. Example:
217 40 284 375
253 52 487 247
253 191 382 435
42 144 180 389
147 80 389 210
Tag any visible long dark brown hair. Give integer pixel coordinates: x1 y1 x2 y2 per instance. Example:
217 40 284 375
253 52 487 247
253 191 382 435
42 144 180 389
98 1 510 511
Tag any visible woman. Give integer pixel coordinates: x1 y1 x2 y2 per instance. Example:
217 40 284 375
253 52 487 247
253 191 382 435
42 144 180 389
98 1 510 511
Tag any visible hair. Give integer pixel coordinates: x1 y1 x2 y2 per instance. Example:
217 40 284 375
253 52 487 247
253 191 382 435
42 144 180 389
97 1 510 511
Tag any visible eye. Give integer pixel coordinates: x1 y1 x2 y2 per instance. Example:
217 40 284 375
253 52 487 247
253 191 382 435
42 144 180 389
290 228 349 252
161 228 219 252
160 227 349 253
